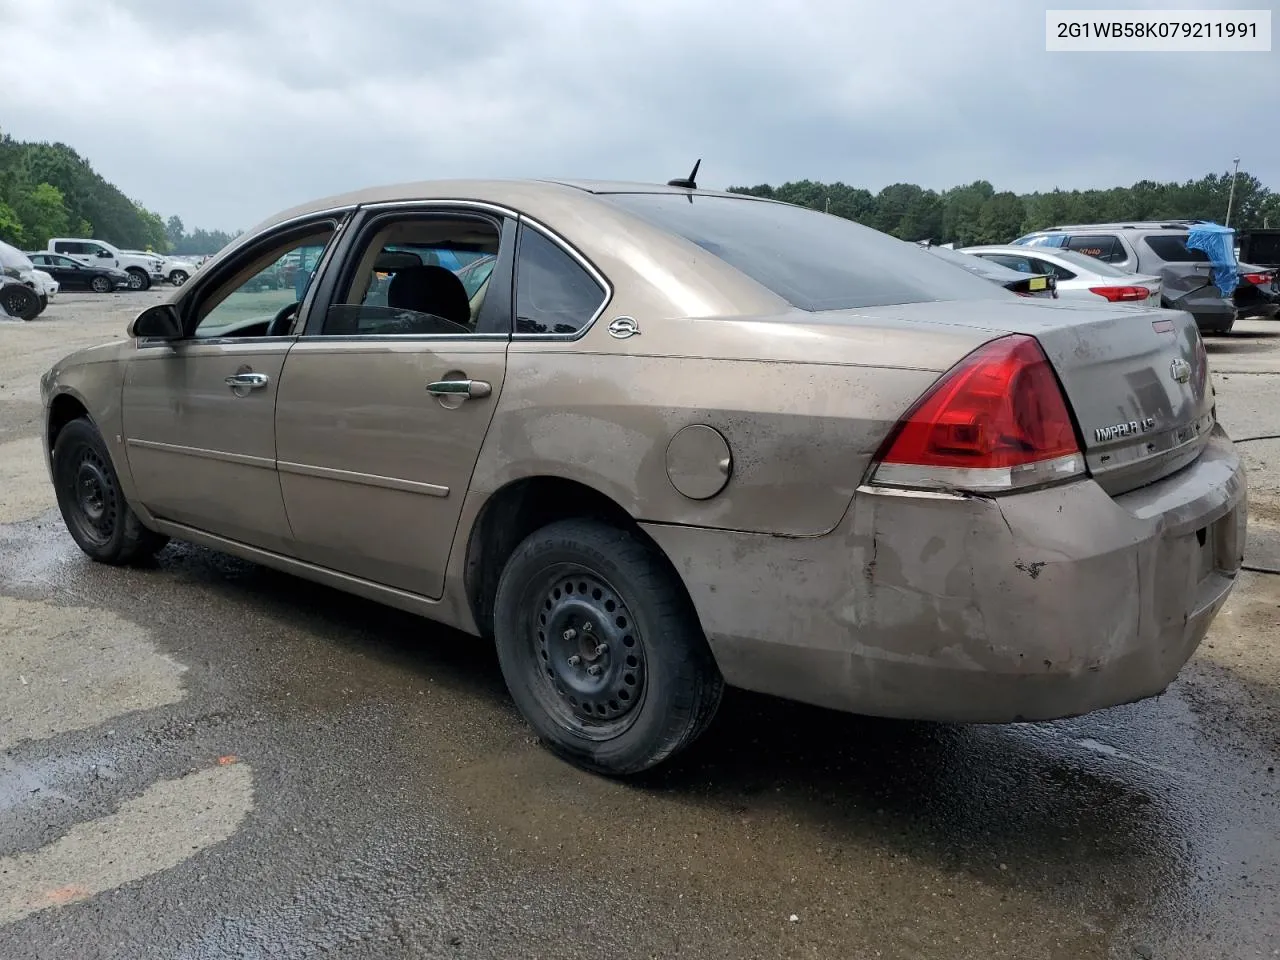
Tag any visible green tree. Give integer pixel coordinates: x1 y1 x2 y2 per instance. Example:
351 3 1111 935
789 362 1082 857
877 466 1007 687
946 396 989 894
165 215 185 248
13 182 70 248
976 192 1026 243
0 200 24 245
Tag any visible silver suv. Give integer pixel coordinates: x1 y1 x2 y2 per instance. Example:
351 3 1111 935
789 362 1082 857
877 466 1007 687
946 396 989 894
1013 221 1236 334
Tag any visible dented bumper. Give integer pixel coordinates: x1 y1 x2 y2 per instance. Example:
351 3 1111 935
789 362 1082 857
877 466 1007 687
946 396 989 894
641 427 1246 723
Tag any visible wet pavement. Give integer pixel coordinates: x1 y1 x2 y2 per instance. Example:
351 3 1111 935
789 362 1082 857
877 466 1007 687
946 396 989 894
2 294 1279 959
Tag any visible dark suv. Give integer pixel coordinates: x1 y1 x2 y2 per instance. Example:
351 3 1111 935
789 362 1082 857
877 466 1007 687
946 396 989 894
1013 221 1238 334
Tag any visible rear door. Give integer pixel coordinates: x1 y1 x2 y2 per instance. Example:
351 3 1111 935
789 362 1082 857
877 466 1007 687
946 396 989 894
273 203 515 599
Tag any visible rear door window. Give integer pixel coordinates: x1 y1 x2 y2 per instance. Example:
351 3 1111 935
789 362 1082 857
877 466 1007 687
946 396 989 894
981 254 1036 273
1065 235 1125 263
1029 257 1076 280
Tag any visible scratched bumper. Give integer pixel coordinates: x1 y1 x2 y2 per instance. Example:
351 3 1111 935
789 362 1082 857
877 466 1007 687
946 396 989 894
642 427 1246 723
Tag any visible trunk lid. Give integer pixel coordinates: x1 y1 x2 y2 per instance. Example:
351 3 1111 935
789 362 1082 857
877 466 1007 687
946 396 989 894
874 298 1214 496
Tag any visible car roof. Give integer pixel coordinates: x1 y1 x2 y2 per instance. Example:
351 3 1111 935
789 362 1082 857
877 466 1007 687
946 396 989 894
1026 221 1207 233
246 178 774 235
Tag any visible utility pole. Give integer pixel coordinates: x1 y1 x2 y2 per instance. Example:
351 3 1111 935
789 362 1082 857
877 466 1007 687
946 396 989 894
824 196 830 214
1225 157 1241 227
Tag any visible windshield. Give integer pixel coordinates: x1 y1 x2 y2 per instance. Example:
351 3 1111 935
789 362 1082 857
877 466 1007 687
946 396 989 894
602 192 1006 311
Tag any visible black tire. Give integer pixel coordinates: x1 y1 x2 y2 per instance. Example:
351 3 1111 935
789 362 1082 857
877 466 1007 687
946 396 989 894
90 275 113 294
169 269 188 286
52 418 169 565
125 268 151 291
494 518 723 776
1 283 40 320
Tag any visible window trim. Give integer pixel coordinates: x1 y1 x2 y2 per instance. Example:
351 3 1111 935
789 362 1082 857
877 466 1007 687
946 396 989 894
511 215 613 342
136 209 353 348
297 201 516 342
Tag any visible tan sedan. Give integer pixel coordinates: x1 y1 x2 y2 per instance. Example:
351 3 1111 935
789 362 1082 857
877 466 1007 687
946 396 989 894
40 179 1247 775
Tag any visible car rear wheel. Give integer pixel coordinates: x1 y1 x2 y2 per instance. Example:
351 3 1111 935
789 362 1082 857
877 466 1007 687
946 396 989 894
52 418 169 565
169 270 188 286
125 268 151 291
90 275 113 293
493 518 723 776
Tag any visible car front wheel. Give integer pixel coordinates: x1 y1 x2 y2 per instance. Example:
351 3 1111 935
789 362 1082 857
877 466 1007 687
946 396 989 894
125 269 151 291
493 518 723 776
52 418 169 565
169 270 188 286
90 275 113 293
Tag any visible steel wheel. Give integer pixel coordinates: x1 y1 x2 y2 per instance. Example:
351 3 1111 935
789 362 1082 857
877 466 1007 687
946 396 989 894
525 565 648 739
58 439 120 548
494 518 723 775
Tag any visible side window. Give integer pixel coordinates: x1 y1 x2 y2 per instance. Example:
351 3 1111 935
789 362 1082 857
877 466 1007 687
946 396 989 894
322 212 503 337
1065 235 1121 263
91 245 113 259
1144 234 1210 263
514 226 606 335
53 241 77 255
984 254 1034 273
1032 258 1075 280
192 226 337 339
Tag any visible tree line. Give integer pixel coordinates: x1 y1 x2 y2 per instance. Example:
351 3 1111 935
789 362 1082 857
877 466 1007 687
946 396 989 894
0 132 238 255
4 128 1276 257
728 171 1278 246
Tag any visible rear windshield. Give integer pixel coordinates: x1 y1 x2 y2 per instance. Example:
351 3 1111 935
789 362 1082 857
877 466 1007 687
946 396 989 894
1143 234 1210 263
602 192 1005 311
921 244 1026 283
1050 249 1133 276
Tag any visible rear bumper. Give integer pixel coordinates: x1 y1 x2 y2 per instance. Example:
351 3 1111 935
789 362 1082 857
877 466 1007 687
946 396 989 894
643 429 1246 722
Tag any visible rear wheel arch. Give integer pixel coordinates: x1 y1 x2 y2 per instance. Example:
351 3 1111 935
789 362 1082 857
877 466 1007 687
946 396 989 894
463 476 687 640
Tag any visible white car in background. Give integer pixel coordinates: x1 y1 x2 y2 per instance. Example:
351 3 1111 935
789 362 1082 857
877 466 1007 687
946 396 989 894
961 245 1163 306
47 238 164 290
122 250 198 286
31 268 58 306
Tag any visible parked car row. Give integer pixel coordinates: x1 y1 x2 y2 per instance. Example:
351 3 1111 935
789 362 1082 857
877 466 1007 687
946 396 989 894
1010 220 1278 335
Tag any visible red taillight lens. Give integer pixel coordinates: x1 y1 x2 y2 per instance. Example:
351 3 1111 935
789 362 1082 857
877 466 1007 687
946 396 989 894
870 335 1084 493
1242 272 1273 285
1089 285 1153 302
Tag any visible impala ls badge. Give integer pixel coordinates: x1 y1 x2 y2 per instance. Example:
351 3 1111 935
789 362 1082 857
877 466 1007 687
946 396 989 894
1094 417 1157 443
1170 358 1192 384
608 316 640 339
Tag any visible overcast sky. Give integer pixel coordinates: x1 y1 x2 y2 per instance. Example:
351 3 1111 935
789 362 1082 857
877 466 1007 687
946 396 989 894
1 0 1275 231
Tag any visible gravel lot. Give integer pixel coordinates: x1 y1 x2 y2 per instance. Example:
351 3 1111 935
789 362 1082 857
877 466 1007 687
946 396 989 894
2 291 1279 959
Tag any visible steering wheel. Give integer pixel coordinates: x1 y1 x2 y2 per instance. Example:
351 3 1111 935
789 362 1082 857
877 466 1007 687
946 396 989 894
266 300 299 337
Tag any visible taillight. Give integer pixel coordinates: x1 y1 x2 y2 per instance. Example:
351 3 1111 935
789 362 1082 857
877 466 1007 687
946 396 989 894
869 334 1084 494
1242 272 1273 285
1089 285 1153 302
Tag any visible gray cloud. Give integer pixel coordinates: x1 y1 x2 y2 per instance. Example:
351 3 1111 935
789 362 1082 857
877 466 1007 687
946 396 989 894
1 0 1274 230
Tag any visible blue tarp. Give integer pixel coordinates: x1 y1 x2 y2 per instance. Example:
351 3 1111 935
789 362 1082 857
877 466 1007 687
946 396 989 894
1186 222 1239 296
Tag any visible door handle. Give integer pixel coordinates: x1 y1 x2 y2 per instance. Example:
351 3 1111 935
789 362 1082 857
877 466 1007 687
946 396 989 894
426 379 491 400
225 372 269 390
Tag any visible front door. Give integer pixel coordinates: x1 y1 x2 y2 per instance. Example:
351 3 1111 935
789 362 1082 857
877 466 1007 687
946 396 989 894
273 206 515 599
121 221 344 551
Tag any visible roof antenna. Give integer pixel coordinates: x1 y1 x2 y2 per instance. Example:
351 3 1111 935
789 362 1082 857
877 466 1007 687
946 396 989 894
667 159 701 190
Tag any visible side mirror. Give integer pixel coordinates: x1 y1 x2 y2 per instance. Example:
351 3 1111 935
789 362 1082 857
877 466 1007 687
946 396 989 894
129 303 183 340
